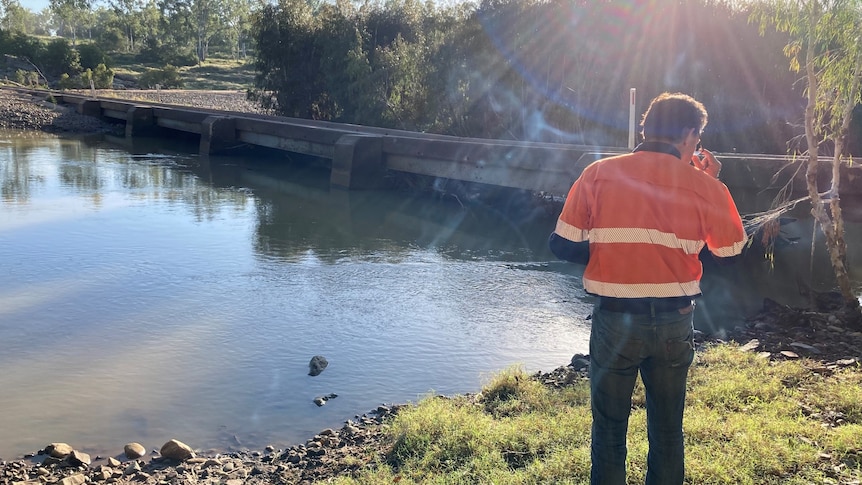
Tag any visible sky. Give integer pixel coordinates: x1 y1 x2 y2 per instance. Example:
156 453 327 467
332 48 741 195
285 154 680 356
19 0 51 13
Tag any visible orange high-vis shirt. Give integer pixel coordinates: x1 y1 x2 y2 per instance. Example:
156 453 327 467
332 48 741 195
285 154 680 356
554 150 747 298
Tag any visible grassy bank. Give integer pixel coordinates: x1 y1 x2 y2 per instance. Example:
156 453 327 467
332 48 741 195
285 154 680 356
328 344 862 484
110 56 256 91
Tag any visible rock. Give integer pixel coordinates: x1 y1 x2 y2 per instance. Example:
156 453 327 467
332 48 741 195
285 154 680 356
739 339 760 352
123 461 141 475
45 443 74 458
160 439 195 461
58 474 86 485
309 355 329 376
96 467 112 481
106 457 121 467
790 342 821 354
570 353 590 370
124 442 146 459
68 450 91 467
314 393 338 406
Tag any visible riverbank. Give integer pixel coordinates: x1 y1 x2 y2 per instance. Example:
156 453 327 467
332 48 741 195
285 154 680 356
0 89 124 134
1 297 859 484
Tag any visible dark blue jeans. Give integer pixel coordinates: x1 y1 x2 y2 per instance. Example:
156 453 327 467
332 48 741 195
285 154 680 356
589 303 695 485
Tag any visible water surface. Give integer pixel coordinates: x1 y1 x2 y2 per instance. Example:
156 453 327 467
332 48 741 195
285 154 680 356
0 131 592 459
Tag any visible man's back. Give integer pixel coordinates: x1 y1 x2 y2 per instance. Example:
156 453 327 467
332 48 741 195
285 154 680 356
555 147 745 298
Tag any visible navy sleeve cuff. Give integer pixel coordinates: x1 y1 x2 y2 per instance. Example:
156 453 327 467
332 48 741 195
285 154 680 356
549 232 590 265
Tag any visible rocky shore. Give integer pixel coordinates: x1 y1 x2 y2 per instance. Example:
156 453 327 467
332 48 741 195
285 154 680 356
0 88 266 134
1 406 403 485
2 86 862 484
0 89 124 134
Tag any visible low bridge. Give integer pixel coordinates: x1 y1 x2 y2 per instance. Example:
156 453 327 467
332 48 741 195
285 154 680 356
8 87 861 200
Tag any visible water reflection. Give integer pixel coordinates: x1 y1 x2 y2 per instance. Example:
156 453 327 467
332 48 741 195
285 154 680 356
0 132 590 460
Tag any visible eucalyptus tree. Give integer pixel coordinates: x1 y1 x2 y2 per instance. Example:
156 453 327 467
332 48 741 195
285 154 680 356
222 0 256 58
0 0 34 33
156 0 195 56
252 0 323 117
751 0 862 315
189 0 222 61
49 0 90 44
109 0 145 51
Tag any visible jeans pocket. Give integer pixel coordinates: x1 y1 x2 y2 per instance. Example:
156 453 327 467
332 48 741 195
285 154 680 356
664 327 695 368
590 310 643 371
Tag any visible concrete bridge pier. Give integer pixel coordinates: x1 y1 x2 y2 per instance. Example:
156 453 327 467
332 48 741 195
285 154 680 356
76 100 102 117
331 135 387 190
125 106 158 137
200 116 237 155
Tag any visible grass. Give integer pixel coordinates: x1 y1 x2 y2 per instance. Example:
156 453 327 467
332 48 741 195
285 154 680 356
179 58 256 90
325 344 862 484
109 54 256 90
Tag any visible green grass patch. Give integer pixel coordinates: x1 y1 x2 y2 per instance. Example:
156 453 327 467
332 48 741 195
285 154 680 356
326 345 862 484
104 54 255 90
180 58 255 90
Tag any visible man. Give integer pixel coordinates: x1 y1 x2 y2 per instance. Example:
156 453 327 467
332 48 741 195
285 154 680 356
549 92 747 485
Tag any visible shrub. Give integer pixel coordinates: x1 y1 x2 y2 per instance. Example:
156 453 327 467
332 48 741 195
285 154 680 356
5 31 43 60
14 69 40 86
77 43 109 70
55 63 113 90
92 63 113 89
57 72 75 89
97 28 126 53
138 65 184 89
41 38 80 77
138 37 198 67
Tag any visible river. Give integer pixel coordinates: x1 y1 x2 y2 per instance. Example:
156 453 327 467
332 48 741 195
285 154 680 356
0 130 859 460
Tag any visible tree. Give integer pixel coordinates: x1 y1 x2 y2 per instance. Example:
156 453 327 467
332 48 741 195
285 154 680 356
191 0 221 61
50 0 91 44
751 0 862 318
222 0 255 58
109 0 145 51
1 0 35 33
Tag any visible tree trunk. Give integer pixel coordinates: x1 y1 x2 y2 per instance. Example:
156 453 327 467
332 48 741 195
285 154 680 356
803 11 858 311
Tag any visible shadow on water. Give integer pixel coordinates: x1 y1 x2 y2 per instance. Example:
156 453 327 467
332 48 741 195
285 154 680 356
99 133 862 336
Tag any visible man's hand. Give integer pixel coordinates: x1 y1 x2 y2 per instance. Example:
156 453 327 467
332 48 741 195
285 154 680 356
691 148 722 179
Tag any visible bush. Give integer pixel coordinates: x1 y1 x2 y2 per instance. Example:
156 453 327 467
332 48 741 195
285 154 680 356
56 63 113 89
138 37 198 67
15 69 40 86
138 65 184 89
77 43 109 70
97 28 126 53
92 63 113 88
4 31 44 60
41 38 80 77
57 72 74 89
